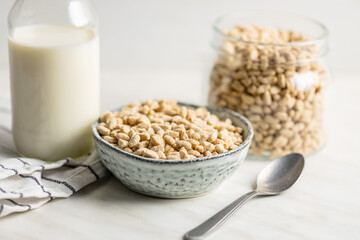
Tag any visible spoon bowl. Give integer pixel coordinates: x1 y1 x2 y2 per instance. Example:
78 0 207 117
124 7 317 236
256 153 305 194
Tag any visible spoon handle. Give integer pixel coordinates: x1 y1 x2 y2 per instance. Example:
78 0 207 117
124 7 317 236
184 191 258 240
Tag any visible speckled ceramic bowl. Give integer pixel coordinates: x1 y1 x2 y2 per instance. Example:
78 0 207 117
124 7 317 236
92 102 253 199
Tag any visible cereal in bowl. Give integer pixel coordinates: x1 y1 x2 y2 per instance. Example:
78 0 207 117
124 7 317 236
97 100 243 160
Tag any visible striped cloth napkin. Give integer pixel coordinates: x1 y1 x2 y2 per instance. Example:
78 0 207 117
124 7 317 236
0 97 109 217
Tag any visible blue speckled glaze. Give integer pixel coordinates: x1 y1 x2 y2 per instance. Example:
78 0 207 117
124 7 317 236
92 102 253 199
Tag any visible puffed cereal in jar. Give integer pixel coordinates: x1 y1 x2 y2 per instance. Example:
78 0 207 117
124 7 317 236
207 12 329 158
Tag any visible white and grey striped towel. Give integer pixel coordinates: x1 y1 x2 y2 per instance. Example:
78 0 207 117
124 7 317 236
0 97 109 217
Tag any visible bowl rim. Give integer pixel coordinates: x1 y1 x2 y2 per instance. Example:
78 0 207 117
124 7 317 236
92 101 254 165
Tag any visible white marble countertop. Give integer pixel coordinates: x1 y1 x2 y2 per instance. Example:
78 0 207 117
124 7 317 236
0 66 359 240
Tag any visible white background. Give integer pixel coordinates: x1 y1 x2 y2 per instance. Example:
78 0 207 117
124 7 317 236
0 0 359 74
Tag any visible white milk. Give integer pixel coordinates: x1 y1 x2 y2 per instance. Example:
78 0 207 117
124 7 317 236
9 25 99 161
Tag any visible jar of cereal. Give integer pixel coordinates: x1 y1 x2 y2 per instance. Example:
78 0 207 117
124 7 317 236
207 12 329 158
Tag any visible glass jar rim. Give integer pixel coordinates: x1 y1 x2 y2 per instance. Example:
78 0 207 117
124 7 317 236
213 11 329 47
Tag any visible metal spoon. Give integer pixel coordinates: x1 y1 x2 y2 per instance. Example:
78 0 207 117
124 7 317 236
184 153 305 240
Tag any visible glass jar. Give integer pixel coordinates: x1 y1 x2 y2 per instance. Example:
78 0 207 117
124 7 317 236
207 12 329 159
8 0 99 161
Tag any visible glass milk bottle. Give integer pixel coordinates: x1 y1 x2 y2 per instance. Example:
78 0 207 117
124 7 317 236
8 0 100 161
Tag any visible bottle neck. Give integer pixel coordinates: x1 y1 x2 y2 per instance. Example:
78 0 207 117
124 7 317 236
8 0 97 35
